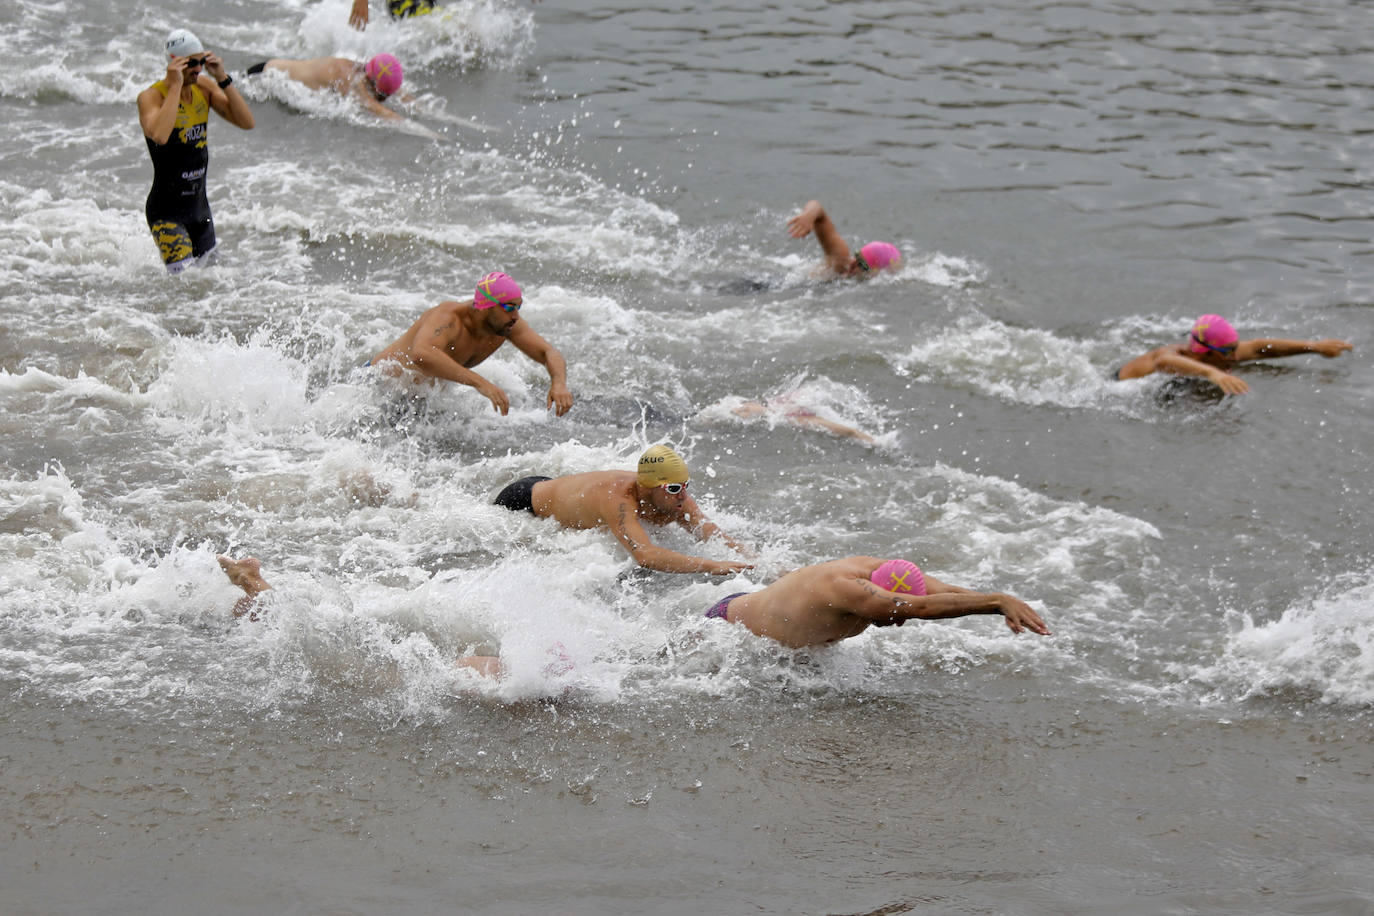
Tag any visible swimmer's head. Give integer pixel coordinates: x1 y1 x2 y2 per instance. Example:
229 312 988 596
165 29 204 59
474 272 522 310
365 53 404 98
870 559 926 595
856 241 901 273
637 444 690 489
1188 314 1239 355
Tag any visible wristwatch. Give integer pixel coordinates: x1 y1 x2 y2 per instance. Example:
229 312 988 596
218 75 234 89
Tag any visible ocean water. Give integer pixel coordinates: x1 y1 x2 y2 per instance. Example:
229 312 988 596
1 0 1372 913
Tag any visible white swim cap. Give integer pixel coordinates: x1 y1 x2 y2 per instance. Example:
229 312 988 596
165 29 204 59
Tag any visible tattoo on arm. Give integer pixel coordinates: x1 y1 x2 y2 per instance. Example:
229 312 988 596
615 503 645 550
429 322 454 339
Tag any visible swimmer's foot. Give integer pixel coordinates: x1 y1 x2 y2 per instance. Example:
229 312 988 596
217 555 272 598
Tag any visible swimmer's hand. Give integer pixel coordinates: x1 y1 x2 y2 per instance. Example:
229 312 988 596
1210 370 1250 395
709 559 754 576
202 52 228 84
165 56 192 89
999 595 1051 636
723 536 756 560
547 382 573 416
393 120 447 142
349 0 370 30
1314 339 1354 358
478 380 511 415
786 207 819 239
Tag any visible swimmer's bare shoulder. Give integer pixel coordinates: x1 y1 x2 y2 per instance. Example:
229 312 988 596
532 470 635 529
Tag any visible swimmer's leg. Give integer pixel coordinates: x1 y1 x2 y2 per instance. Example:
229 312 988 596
149 219 196 275
187 217 218 267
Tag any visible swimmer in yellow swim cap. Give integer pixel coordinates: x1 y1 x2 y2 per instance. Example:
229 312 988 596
492 445 753 575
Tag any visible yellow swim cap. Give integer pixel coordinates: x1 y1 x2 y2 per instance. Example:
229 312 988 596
637 444 689 488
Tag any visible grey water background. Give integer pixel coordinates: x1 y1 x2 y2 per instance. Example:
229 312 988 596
2 0 1373 913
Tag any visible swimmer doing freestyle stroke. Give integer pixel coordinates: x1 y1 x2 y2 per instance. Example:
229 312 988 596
244 53 431 132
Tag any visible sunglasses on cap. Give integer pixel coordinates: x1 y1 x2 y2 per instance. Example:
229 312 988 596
1191 334 1236 356
661 482 688 495
185 56 208 68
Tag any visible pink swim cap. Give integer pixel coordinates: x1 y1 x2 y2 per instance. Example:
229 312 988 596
857 241 901 272
474 271 523 309
365 53 403 98
1188 314 1239 354
870 559 926 595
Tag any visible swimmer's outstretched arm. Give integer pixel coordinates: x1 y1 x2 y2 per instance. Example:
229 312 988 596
847 578 1051 635
787 413 875 443
611 502 752 575
1234 338 1353 361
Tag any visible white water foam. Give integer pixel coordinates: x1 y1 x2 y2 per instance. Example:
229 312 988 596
1181 572 1374 709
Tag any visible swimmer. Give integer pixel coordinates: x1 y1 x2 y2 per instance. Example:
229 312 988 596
786 199 901 279
492 445 753 576
245 54 419 126
707 555 1050 649
369 272 573 416
1116 314 1354 395
217 555 272 621
731 401 875 443
136 29 255 275
216 555 502 674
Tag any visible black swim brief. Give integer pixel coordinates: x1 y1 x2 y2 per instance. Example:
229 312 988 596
706 592 748 620
493 476 551 514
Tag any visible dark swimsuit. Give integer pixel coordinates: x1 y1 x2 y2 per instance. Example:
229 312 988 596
144 81 215 273
493 476 552 514
706 593 748 620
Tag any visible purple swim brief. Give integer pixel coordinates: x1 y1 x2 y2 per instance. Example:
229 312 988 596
706 592 748 620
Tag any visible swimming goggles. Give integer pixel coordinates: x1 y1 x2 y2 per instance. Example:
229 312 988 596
853 251 870 272
1190 334 1236 356
497 300 522 313
661 482 688 495
185 57 208 68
